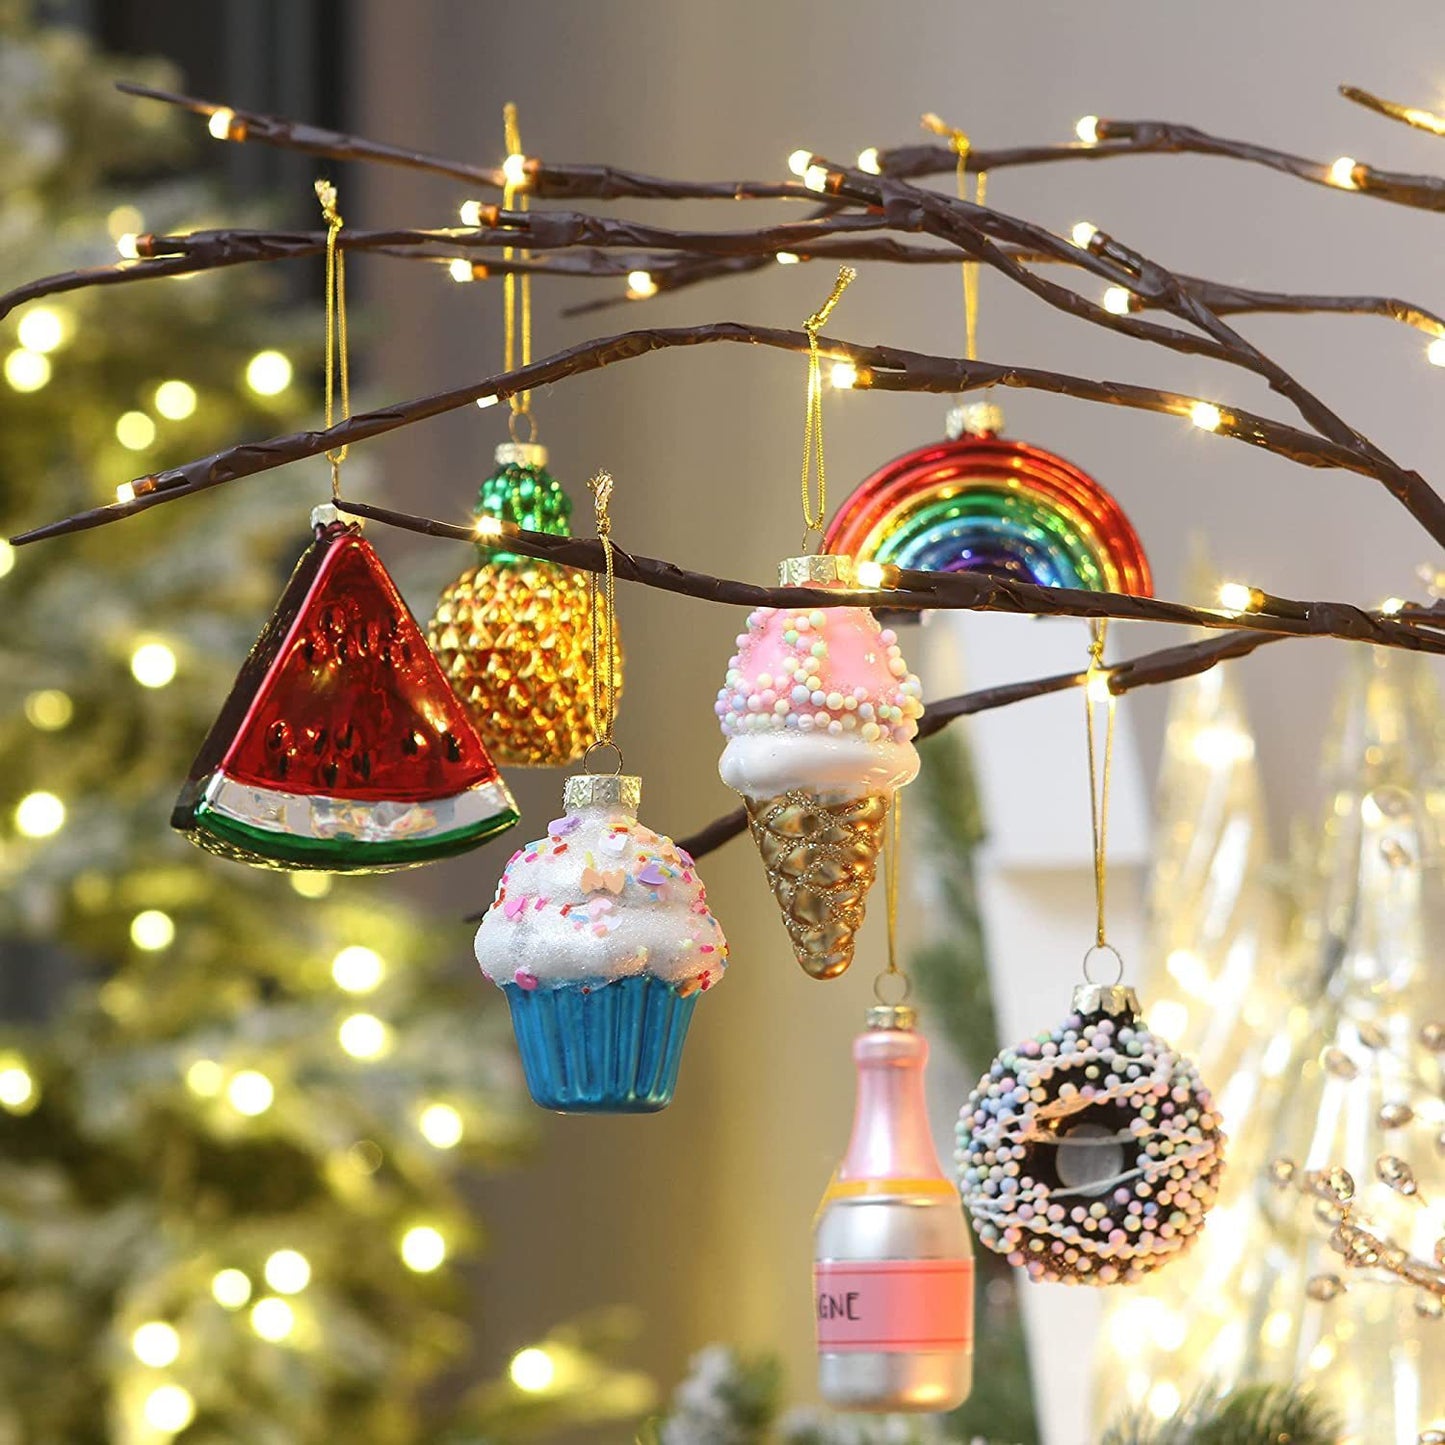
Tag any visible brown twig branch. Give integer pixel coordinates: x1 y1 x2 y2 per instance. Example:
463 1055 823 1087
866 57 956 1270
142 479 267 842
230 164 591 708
329 498 1442 661
9 323 1410 548
675 630 1287 859
878 120 1445 211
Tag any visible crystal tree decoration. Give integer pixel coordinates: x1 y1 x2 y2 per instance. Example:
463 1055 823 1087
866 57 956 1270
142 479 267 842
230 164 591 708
1262 649 1445 1443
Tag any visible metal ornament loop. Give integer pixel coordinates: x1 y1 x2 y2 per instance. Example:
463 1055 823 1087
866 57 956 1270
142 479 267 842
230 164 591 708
581 739 625 776
1081 942 1126 987
508 408 539 445
873 969 912 1006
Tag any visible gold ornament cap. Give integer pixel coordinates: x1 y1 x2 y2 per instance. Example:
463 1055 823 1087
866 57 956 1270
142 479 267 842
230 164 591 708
866 1003 918 1032
495 441 548 470
563 773 642 813
778 553 857 588
946 400 1005 440
1071 982 1141 1018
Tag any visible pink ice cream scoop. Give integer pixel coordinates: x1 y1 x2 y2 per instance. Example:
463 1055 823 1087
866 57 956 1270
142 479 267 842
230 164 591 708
713 554 925 980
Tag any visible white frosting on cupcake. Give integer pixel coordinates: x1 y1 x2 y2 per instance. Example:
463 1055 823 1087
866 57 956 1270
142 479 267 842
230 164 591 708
719 732 919 804
475 801 727 993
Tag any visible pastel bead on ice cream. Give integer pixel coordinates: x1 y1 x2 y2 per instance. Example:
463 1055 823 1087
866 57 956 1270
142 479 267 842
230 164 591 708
476 772 726 1112
715 554 925 981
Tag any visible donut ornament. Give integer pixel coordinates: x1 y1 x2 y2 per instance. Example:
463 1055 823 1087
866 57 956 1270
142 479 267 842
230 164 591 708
954 621 1224 1284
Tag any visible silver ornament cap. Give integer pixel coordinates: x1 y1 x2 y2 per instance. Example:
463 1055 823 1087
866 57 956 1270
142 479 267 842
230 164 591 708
495 441 548 470
778 553 857 588
1072 982 1141 1018
563 773 642 813
945 400 1005 440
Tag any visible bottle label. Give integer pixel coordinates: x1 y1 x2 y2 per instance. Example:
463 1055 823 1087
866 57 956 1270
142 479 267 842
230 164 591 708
814 1259 974 1352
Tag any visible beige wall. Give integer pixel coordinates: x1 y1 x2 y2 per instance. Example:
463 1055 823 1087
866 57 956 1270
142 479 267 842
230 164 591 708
350 0 1445 1427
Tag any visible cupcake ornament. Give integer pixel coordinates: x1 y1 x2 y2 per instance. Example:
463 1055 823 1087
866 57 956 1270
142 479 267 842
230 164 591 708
954 621 1224 1283
475 470 727 1113
475 771 726 1112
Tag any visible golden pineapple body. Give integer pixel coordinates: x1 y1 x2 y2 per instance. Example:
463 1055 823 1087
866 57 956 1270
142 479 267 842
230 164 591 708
429 559 619 767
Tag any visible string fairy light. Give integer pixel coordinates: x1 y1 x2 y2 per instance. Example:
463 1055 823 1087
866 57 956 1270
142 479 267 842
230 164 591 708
1189 401 1224 432
211 1269 252 1309
263 1250 311 1294
5 348 51 392
1075 115 1102 144
510 1346 557 1392
0 1058 37 1113
132 1321 181 1368
399 1225 447 1273
330 945 384 993
245 349 292 396
129 910 175 951
130 640 177 688
226 1070 274 1116
153 380 197 420
338 1013 390 1060
418 1102 464 1148
249 1295 295 1342
14 791 65 838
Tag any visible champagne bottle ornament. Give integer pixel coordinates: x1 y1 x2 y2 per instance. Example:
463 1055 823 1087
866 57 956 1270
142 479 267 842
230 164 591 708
955 625 1225 1282
813 816 974 1413
474 474 727 1113
715 269 926 980
173 182 518 871
429 104 621 767
825 130 1150 598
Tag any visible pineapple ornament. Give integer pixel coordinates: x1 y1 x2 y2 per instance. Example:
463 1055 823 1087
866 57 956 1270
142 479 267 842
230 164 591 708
429 436 620 766
429 100 620 767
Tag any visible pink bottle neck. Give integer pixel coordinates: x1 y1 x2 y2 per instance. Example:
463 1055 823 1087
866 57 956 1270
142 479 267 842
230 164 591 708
837 1028 947 1184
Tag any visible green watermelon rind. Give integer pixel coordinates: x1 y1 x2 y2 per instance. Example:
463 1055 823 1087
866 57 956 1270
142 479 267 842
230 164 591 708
178 773 518 873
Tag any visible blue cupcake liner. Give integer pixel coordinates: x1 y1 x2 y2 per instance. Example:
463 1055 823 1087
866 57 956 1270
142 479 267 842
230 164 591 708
501 974 700 1113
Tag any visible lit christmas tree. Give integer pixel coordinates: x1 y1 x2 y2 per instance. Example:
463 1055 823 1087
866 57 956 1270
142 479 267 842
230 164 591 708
0 10 648 1440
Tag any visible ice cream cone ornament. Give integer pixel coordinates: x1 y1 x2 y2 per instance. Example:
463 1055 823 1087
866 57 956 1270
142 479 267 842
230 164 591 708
715 269 926 979
475 472 726 1112
954 624 1226 1283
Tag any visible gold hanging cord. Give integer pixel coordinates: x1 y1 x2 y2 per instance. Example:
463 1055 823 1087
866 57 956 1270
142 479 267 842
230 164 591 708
1083 619 1120 978
584 470 621 772
502 102 535 441
315 179 350 500
922 113 988 363
873 795 911 1005
800 265 857 549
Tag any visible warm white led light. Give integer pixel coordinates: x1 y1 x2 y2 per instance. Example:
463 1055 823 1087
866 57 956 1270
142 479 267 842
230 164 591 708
1075 115 1101 145
116 411 156 451
211 1268 252 1309
829 361 858 390
856 147 881 174
475 516 504 538
775 252 801 265
115 482 138 505
331 945 384 994
116 233 141 260
186 1059 224 1097
5 349 51 392
475 394 499 410
24 690 72 730
208 107 236 140
855 561 885 589
1380 596 1407 615
17 308 65 354
1070 221 1099 249
510 1346 556 1392
1216 581 1256 613
502 153 527 187
130 909 176 951
154 380 197 420
419 1102 464 1149
264 1249 311 1294
250 1295 295 1342
459 199 483 227
1328 155 1359 189
338 1013 390 1060
1147 1381 1182 1422
132 1321 181 1368
0 1065 36 1111
787 149 813 177
245 350 292 396
1189 401 1223 432
1428 338 1445 367
131 641 177 688
15 791 65 838
227 1070 275 1116
1102 286 1133 315
0 540 13 577
626 270 658 299
143 1384 195 1433
400 1225 447 1272
1085 672 1113 703
448 258 474 283
802 163 830 193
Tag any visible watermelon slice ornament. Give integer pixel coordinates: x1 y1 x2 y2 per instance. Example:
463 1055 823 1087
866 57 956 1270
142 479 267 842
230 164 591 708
173 505 520 871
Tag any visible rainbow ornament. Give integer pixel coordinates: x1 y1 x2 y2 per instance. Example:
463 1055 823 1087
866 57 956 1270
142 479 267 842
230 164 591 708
824 407 1152 596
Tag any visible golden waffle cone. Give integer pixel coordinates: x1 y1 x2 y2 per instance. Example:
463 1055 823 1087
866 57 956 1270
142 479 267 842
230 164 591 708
743 788 892 980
